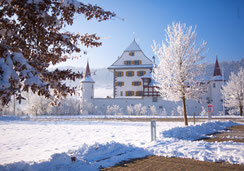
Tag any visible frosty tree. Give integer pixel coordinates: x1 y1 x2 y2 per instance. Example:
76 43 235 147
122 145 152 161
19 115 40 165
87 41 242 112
221 68 244 116
0 0 115 106
153 22 206 125
106 105 121 115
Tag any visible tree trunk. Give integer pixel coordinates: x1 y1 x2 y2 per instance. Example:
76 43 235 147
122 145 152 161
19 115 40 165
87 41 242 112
182 96 188 126
240 105 243 116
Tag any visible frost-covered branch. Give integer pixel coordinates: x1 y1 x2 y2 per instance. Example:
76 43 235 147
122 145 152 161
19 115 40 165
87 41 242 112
221 67 244 116
152 22 207 125
0 0 115 105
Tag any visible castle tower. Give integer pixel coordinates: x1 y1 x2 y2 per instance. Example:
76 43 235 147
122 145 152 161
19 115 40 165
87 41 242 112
210 57 224 115
80 61 95 106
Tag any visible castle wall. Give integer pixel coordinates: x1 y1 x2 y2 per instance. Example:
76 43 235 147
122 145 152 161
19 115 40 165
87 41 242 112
87 96 205 116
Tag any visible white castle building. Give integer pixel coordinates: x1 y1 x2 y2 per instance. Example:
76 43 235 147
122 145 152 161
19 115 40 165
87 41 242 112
80 39 224 115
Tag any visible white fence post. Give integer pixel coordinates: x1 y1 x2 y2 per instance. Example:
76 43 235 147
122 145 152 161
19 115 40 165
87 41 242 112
207 104 213 121
208 111 212 121
151 120 156 141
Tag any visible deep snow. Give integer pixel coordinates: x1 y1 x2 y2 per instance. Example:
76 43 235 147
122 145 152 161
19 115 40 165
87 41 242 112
0 117 243 170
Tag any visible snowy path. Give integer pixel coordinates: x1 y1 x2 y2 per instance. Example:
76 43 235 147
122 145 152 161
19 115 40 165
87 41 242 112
0 119 244 170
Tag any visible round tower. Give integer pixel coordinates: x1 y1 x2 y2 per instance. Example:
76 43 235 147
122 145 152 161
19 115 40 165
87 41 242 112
209 57 224 115
80 61 95 107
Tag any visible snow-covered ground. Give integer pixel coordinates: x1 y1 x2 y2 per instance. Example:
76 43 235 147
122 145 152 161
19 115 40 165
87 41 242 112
28 115 244 119
0 117 243 170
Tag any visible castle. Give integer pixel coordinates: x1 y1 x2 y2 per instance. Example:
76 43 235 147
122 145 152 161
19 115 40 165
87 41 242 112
80 39 224 115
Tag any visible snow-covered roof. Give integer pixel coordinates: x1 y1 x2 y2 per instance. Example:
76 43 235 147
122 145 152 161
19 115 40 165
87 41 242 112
141 72 152 79
211 75 223 81
108 64 153 70
124 39 141 52
149 78 159 87
81 76 95 83
140 72 159 86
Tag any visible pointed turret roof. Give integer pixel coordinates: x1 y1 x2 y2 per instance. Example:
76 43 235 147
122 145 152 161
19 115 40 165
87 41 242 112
125 39 141 51
211 57 223 81
81 61 95 83
213 57 222 76
84 61 91 77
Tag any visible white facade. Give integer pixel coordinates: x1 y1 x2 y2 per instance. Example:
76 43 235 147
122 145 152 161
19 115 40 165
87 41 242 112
81 40 225 116
108 39 153 98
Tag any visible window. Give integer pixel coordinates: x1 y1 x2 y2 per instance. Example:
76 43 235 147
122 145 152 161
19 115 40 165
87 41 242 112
124 61 132 65
120 91 123 96
126 91 134 96
134 60 141 65
137 71 146 76
143 78 149 82
132 81 141 86
126 71 134 77
116 71 124 77
152 97 158 102
129 52 135 56
116 82 124 86
213 83 216 88
136 91 143 96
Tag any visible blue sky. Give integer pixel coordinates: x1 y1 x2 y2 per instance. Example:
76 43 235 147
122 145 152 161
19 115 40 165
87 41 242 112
57 0 244 69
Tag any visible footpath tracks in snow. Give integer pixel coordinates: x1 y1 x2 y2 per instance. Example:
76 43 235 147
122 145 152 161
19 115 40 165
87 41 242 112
102 125 244 171
102 155 244 171
202 125 244 143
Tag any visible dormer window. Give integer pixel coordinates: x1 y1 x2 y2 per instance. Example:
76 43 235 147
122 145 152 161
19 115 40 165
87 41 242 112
124 61 132 65
129 52 135 56
134 60 141 65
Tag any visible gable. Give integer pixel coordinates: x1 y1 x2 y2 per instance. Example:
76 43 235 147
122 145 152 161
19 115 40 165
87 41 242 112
112 50 153 66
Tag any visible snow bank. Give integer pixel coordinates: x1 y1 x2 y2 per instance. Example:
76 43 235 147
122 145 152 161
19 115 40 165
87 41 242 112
73 142 150 168
0 152 95 171
0 142 150 171
149 137 244 165
162 120 239 140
